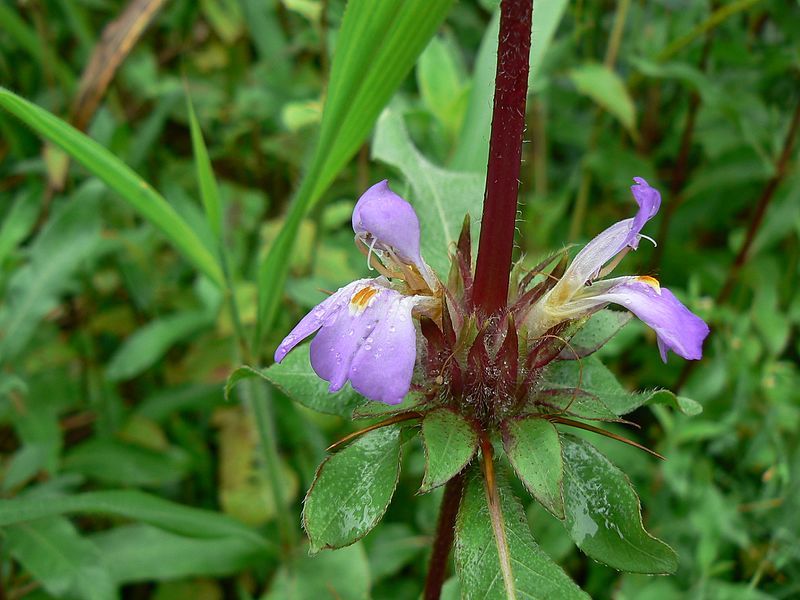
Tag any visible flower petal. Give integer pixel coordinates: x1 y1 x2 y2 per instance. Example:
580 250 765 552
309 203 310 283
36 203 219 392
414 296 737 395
626 177 661 250
563 218 634 290
306 282 420 404
273 278 372 363
349 296 418 405
592 278 709 361
560 177 663 290
352 180 423 266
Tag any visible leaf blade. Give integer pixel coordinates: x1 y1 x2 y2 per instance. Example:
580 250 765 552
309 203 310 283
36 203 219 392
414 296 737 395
502 417 565 518
420 408 478 493
454 469 589 600
561 434 678 574
372 107 484 276
569 63 637 137
0 87 225 287
255 0 454 345
186 92 224 243
303 425 402 552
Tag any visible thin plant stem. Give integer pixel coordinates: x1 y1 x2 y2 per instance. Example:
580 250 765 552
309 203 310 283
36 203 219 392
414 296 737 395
217 212 297 554
246 377 298 554
568 0 631 241
423 472 466 600
676 97 800 390
650 26 715 270
716 98 800 305
657 0 761 62
472 0 533 316
531 98 549 197
547 416 665 460
603 0 631 68
326 412 422 452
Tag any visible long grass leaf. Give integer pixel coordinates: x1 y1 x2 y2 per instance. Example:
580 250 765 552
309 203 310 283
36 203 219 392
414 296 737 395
254 0 454 348
0 87 225 287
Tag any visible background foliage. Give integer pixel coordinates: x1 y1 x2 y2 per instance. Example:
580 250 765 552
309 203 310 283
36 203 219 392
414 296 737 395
1 0 799 598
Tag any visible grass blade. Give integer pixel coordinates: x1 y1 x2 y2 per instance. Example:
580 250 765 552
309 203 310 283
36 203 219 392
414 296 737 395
0 87 225 287
254 0 455 348
186 93 224 243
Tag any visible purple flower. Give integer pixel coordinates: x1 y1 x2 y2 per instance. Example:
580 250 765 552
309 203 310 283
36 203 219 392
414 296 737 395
586 277 708 361
275 182 437 405
526 177 709 361
352 180 437 292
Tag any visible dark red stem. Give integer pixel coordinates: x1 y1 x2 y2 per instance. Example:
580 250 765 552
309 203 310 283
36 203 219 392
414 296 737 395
472 0 533 316
423 472 466 600
715 98 800 305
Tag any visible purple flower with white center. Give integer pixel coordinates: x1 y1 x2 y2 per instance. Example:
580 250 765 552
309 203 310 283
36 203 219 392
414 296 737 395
526 177 709 361
275 182 437 405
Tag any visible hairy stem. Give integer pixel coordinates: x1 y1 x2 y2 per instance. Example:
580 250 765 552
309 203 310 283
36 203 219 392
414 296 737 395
472 0 533 316
423 472 466 600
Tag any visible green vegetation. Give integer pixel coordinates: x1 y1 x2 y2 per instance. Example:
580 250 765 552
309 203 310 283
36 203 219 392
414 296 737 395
0 0 798 598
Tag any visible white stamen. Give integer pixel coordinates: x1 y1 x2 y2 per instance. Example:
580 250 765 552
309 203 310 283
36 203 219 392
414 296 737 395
639 233 658 247
366 236 378 271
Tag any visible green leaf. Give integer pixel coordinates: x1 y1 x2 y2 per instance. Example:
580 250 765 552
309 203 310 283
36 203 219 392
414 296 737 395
63 439 191 487
454 469 589 600
541 356 701 416
569 64 637 137
0 490 271 550
228 345 366 417
502 417 565 519
532 390 620 422
0 187 102 363
363 523 427 582
255 0 454 345
303 425 402 552
560 435 678 574
0 87 225 287
0 4 75 91
93 524 263 584
186 93 224 243
264 542 371 600
372 107 484 276
105 311 213 381
6 516 116 600
417 35 468 136
420 408 478 493
561 310 633 359
0 183 41 266
351 391 425 420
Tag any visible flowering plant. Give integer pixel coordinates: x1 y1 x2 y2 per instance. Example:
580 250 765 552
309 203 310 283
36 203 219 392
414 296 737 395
276 177 707 412
265 174 708 597
262 2 709 597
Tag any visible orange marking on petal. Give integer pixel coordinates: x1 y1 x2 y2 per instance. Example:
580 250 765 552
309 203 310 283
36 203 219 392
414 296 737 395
349 285 380 315
636 275 661 293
